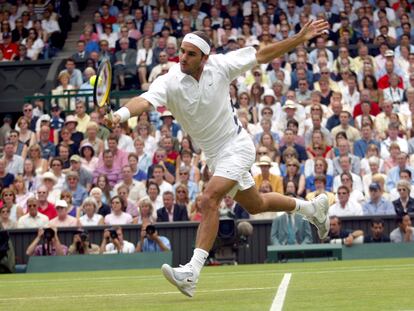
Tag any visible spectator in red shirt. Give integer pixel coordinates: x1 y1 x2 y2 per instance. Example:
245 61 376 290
0 32 18 60
353 89 381 118
161 135 179 168
378 59 404 90
100 4 116 25
36 185 57 220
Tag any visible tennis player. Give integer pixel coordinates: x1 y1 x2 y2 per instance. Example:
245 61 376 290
113 19 330 297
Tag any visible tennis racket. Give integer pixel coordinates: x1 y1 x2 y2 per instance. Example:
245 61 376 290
93 59 114 127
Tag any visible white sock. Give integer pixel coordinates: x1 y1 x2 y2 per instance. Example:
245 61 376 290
189 248 209 277
294 198 315 217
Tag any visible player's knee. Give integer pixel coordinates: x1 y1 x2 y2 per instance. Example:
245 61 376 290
200 192 221 213
243 196 265 215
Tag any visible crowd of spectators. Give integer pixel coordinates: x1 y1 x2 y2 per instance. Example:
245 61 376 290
1 0 414 259
0 0 81 61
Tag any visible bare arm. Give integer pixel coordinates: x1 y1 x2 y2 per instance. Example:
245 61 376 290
113 96 153 124
256 20 328 64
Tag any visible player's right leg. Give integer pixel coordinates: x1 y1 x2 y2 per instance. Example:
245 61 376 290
234 186 330 240
162 175 237 297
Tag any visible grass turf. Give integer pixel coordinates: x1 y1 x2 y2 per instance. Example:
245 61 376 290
1 258 413 311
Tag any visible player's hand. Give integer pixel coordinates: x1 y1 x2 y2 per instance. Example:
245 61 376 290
104 113 119 129
299 19 329 41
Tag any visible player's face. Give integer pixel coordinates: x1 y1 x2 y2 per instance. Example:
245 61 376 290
179 42 207 77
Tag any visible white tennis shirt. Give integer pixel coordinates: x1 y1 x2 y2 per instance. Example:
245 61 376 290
141 47 258 159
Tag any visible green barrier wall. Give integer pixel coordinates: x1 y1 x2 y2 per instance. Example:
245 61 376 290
26 252 172 273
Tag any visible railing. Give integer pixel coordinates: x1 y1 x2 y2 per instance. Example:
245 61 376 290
24 90 143 113
7 216 400 267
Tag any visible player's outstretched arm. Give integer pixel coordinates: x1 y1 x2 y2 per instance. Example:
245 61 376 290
256 19 329 64
113 96 153 124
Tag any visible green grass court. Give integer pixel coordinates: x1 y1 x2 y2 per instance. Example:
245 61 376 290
1 258 413 311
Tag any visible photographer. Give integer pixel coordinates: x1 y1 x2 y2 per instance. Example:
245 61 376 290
99 226 135 254
136 222 171 252
68 230 100 255
26 227 68 256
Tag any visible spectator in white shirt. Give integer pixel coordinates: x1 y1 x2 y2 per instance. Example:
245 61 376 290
100 227 135 254
329 185 363 216
17 198 49 229
79 197 104 226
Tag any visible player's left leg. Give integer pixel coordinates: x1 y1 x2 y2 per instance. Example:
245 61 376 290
162 175 237 298
234 186 330 240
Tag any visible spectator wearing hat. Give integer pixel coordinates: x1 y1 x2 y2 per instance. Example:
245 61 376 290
62 115 84 148
50 104 64 132
254 155 283 194
363 182 395 216
49 199 78 227
64 171 88 208
79 143 99 173
68 154 93 191
41 171 61 205
392 180 414 216
51 71 76 111
0 32 18 60
329 185 363 217
157 110 182 141
74 99 91 134
278 99 305 136
17 198 49 229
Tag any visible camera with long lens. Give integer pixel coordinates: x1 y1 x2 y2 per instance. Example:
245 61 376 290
145 225 156 235
43 228 55 241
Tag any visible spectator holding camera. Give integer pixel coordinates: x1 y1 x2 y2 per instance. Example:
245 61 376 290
136 222 171 252
26 227 67 256
99 227 135 254
68 230 100 255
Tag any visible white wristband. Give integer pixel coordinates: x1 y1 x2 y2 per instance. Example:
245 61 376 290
114 106 131 123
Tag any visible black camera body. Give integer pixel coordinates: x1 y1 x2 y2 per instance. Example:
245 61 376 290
80 232 88 242
43 228 55 241
145 225 156 235
108 228 118 239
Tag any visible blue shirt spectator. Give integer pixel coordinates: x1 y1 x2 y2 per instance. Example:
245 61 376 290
353 138 381 159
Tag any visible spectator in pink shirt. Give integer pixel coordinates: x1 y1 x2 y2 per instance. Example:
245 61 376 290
104 195 133 225
49 199 78 227
93 150 122 187
26 227 68 257
98 134 128 171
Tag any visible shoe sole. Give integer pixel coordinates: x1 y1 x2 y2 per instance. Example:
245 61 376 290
161 264 194 298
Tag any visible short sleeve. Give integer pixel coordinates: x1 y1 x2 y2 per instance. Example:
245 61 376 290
140 73 169 110
216 47 258 82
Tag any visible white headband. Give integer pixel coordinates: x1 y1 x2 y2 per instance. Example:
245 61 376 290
182 33 210 55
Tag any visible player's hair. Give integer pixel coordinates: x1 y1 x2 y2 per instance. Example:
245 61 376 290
191 31 212 55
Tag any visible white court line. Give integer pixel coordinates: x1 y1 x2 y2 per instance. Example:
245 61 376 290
0 286 277 302
2 263 413 285
270 273 292 311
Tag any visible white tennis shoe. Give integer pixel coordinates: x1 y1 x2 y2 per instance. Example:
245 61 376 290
305 193 330 240
161 263 198 298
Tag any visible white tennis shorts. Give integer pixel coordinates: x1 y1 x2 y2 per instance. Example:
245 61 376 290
206 129 256 198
